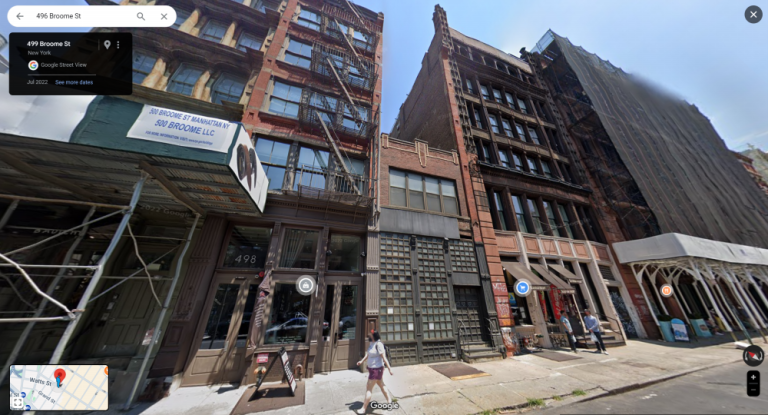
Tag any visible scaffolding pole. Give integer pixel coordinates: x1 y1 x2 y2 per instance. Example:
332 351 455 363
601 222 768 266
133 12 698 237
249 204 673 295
124 213 200 410
49 173 148 365
0 207 96 386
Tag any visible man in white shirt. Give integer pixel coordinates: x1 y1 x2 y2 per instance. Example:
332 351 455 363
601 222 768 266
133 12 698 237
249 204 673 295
559 312 578 353
583 309 608 355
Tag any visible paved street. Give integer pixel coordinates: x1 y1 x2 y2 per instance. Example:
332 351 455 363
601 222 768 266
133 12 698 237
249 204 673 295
88 335 765 415
529 362 767 415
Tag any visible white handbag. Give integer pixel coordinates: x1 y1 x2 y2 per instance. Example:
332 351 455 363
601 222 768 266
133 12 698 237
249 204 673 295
589 333 598 342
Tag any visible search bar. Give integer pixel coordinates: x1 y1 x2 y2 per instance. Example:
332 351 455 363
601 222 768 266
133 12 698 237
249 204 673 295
8 5 177 28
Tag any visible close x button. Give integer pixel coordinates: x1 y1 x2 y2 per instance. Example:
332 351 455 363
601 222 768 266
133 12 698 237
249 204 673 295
747 370 760 397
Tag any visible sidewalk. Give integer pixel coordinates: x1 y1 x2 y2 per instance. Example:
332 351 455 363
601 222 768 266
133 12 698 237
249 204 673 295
114 335 762 415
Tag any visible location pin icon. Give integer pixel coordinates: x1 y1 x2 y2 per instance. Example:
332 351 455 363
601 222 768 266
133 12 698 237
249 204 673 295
104 40 111 50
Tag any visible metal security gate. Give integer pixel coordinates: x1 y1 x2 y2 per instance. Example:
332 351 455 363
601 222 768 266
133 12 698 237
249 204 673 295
608 287 638 338
454 287 489 344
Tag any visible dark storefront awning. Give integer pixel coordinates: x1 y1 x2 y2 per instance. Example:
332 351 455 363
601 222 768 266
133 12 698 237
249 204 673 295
502 262 548 291
548 264 582 284
530 264 574 294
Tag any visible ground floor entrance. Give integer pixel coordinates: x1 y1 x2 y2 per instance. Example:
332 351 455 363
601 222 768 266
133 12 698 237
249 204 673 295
317 279 362 373
453 286 491 345
181 273 259 387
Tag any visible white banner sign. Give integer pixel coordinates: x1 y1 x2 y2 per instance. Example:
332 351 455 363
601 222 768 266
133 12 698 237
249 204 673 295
127 105 235 152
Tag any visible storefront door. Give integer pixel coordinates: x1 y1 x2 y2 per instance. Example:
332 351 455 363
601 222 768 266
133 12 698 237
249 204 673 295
319 280 361 372
182 273 259 386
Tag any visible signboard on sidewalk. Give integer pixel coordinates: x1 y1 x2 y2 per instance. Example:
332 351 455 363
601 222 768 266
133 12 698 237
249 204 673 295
671 318 689 341
279 347 297 395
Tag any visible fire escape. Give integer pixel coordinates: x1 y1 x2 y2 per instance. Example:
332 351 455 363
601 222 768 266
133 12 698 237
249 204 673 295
295 0 380 210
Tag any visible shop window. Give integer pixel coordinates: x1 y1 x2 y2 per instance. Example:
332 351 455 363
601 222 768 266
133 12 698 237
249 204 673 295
508 285 532 325
167 65 203 96
200 20 228 43
284 38 312 69
511 195 528 233
268 80 302 118
264 283 313 344
223 226 271 268
294 146 330 190
296 8 321 31
132 51 156 84
255 137 291 190
279 229 320 269
171 9 190 30
211 74 245 105
237 32 263 52
328 234 361 272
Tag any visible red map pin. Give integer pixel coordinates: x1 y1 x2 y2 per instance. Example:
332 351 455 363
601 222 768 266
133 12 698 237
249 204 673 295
54 368 66 385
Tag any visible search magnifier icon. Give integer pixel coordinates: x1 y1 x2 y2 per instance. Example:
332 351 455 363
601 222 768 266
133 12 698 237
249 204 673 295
137 12 145 21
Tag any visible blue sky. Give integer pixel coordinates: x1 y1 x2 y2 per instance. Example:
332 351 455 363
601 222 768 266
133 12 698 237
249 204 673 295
3 0 767 151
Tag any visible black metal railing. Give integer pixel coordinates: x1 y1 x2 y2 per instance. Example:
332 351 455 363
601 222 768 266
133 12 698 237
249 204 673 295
295 165 370 198
311 43 377 92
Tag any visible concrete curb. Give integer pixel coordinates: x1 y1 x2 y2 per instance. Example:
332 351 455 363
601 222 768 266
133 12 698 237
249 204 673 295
478 358 741 415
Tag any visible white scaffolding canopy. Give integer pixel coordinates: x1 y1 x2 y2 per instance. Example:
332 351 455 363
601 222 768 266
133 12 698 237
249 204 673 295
613 233 768 267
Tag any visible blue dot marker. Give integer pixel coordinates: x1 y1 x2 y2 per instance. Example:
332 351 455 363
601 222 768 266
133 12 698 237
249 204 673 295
515 280 532 297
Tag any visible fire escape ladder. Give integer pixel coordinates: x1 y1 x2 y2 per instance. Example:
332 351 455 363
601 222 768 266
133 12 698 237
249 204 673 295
314 108 361 196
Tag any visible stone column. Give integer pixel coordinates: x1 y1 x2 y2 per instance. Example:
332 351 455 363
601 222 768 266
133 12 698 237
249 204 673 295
191 70 211 100
179 9 200 34
141 57 166 89
222 22 237 47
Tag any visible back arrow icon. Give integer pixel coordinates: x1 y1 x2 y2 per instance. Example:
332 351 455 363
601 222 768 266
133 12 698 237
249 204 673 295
17 13 23 20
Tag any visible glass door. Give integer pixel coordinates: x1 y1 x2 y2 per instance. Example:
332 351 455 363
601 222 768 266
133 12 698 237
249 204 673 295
318 281 360 372
182 274 257 386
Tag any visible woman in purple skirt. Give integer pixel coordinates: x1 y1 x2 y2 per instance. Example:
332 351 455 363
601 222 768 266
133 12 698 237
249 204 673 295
355 330 393 414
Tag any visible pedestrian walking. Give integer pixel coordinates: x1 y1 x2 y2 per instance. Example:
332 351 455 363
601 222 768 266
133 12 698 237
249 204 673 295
559 312 578 353
583 309 608 355
355 330 393 414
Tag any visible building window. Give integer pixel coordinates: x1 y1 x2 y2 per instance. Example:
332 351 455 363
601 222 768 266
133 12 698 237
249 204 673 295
512 153 524 170
498 150 510 168
353 30 372 50
279 229 320 269
511 195 528 233
517 98 528 114
541 160 553 178
252 0 279 12
389 169 458 214
132 51 156 84
465 76 475 94
265 283 312 344
473 109 484 129
223 226 272 268
297 8 321 30
295 146 330 190
449 240 478 273
493 191 509 230
342 103 370 134
527 157 540 175
237 32 263 52
172 9 190 29
505 92 515 107
501 118 513 136
328 234 360 272
528 128 541 145
268 81 302 118
492 88 503 103
200 20 228 43
167 65 203 96
284 38 312 69
255 137 291 190
211 74 245 104
528 199 544 234
480 84 491 101
543 201 560 237
481 143 491 162
558 204 575 239
515 123 527 142
489 115 500 134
